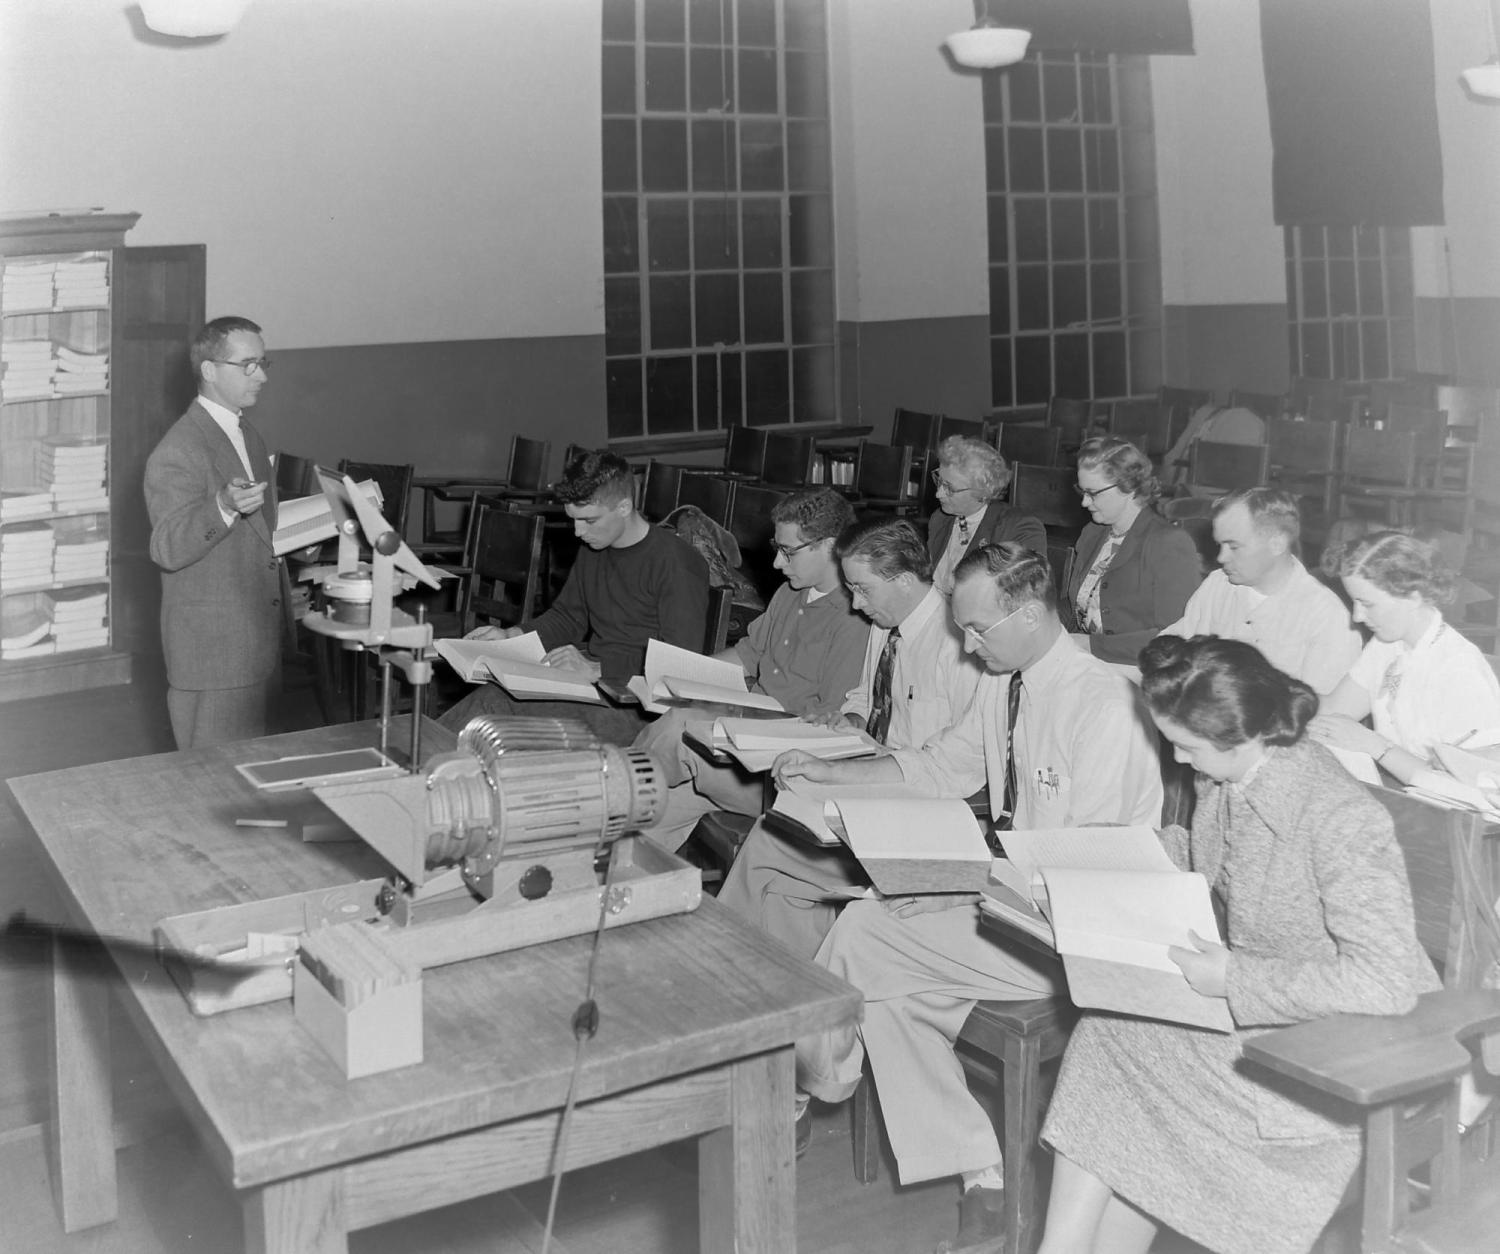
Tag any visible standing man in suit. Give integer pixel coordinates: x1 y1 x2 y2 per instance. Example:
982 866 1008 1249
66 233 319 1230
145 316 281 748
927 436 1047 595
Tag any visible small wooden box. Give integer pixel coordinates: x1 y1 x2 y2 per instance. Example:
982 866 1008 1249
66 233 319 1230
293 958 424 1079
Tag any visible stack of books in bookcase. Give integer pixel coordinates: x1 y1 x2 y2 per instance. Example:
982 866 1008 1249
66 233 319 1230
52 256 109 308
1 340 56 400
0 523 54 594
1 259 58 312
0 591 51 660
47 588 108 653
36 436 108 514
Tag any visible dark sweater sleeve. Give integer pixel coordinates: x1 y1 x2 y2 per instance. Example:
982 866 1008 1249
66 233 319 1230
1006 510 1049 561
529 557 590 652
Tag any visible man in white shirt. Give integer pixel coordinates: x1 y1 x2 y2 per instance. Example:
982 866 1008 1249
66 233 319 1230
145 316 281 748
1160 488 1359 694
776 542 1162 1254
716 517 983 960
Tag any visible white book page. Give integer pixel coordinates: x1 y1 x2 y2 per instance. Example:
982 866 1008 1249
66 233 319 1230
831 797 990 863
663 678 785 711
999 826 1173 900
434 631 546 682
1041 867 1220 971
719 717 870 754
769 791 842 845
643 638 748 697
482 657 603 703
1328 746 1381 785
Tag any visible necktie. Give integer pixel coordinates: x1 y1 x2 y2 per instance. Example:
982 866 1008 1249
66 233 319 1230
866 626 901 745
996 670 1023 830
958 516 970 545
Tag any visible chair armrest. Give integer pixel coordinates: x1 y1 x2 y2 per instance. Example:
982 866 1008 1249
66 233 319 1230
1241 988 1500 1107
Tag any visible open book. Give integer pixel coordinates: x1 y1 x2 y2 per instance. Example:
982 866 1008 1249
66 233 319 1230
434 630 546 683
982 826 1233 1033
273 479 383 557
622 639 784 714
768 790 992 895
707 718 875 772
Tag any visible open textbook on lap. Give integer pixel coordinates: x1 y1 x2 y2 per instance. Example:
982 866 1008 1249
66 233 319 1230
622 639 785 714
983 825 1233 1033
436 630 603 703
434 630 546 682
767 788 993 895
707 718 876 772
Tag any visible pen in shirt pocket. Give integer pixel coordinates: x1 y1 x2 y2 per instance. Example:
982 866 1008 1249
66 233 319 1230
908 685 914 701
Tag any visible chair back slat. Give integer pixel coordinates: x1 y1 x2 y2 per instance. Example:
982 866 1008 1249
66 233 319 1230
891 407 943 451
463 502 545 635
507 436 551 492
1187 440 1270 493
1267 417 1339 475
760 431 816 487
1342 426 1418 487
724 426 768 478
936 415 990 447
852 441 913 502
1045 396 1094 445
676 470 735 526
338 459 414 538
1106 398 1173 457
1009 463 1089 532
727 483 784 558
641 459 683 522
1289 376 1348 424
998 423 1063 467
274 451 319 500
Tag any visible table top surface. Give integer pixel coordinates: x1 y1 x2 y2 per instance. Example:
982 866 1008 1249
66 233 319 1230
9 719 859 1191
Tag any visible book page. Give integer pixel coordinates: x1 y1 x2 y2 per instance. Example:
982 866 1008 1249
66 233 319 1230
663 678 785 712
272 479 382 556
999 826 1173 900
718 717 870 754
643 638 748 697
832 797 990 863
482 657 603 704
1041 868 1221 971
434 631 546 682
1327 746 1381 785
769 791 842 845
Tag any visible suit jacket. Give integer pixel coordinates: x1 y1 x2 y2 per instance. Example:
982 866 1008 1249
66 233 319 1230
926 499 1048 565
144 400 281 691
1065 505 1203 665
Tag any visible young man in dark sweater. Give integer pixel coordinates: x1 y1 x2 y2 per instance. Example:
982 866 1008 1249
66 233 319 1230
438 449 709 742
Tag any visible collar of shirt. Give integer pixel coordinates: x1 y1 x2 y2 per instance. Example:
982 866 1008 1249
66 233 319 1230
1018 629 1089 699
1400 609 1447 656
804 585 831 605
197 394 241 430
894 585 947 641
958 503 988 533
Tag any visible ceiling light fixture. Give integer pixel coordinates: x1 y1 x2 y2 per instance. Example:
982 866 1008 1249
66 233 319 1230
1461 0 1500 100
945 1 1032 71
138 0 253 39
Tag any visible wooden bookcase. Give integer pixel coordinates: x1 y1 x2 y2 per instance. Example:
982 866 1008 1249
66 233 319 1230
0 212 204 702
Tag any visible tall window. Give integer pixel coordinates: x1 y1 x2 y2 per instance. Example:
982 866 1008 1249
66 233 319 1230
1284 225 1414 382
983 52 1160 408
601 0 834 440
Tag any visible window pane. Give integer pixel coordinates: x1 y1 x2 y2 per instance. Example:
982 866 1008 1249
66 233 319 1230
1090 263 1121 322
1093 331 1127 397
988 266 1010 336
646 355 695 433
695 352 725 429
1088 200 1119 259
740 119 785 190
689 0 722 43
1080 62 1112 123
603 197 639 273
1009 128 1045 192
743 271 784 342
695 199 738 269
1085 131 1118 192
742 197 782 267
985 127 1006 190
645 45 686 112
786 49 828 118
691 118 736 191
1055 333 1089 395
602 119 638 193
787 121 831 191
1017 266 1050 331
691 46 730 113
605 277 641 356
647 199 690 271
721 350 743 425
1007 59 1041 122
602 45 636 114
1054 264 1087 327
1047 130 1083 193
784 0 825 50
643 0 685 42
793 345 835 422
1327 226 1354 258
1043 59 1079 122
606 357 644 438
1015 200 1048 263
695 273 740 346
1301 261 1327 318
1358 259 1385 315
603 0 637 43
788 194 830 267
1329 259 1356 317
1015 337 1052 404
739 49 779 114
790 269 833 344
1302 324 1330 378
642 119 688 191
990 337 1013 408
1051 200 1086 260
649 274 693 349
987 196 1009 263
744 348 791 423
738 0 776 48
1362 320 1390 380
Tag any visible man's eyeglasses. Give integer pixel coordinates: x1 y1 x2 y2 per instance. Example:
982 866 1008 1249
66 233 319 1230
931 470 976 495
1074 481 1122 502
210 357 271 375
774 540 813 560
960 603 1023 647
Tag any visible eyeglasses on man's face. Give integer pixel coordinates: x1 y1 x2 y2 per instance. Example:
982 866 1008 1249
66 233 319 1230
931 470 978 495
774 540 813 561
210 356 271 376
1074 481 1122 502
960 603 1023 647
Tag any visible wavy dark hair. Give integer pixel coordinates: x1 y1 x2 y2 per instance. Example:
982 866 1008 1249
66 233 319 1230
554 449 635 506
836 517 933 582
953 541 1056 612
1139 634 1317 751
1321 529 1457 607
1076 435 1159 502
772 487 857 544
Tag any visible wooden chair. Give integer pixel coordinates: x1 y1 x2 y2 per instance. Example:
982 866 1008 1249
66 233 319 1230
458 502 546 636
640 458 683 522
890 407 944 454
677 470 735 527
1337 426 1424 526
1008 462 1089 535
723 425 767 480
727 482 785 600
1103 398 1172 459
1242 787 1500 1254
1289 375 1348 423
998 422 1064 469
1186 439 1270 494
416 435 552 559
1227 388 1285 421
937 415 993 446
1158 386 1215 449
848 441 916 516
759 430 817 488
338 459 412 539
1267 416 1340 519
1044 397 1096 448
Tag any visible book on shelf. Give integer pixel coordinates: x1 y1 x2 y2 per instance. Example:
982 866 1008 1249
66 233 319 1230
767 787 993 895
622 638 784 714
706 717 876 772
0 490 55 522
272 479 382 557
433 630 546 683
980 826 1233 1033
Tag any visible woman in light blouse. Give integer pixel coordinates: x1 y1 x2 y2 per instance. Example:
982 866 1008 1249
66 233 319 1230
1312 530 1500 784
1065 436 1203 664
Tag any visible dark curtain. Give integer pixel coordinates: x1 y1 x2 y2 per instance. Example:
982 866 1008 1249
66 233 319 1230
1260 0 1444 226
985 0 1193 55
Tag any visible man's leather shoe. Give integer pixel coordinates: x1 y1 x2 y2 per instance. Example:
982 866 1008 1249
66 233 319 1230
935 1184 1005 1254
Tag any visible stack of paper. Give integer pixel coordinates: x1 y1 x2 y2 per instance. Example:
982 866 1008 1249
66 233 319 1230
36 436 108 513
2 340 56 400
1 259 57 311
47 588 108 653
1 591 52 659
52 256 109 308
709 717 874 772
0 523 55 592
0 490 54 523
53 346 108 395
625 638 784 714
52 526 108 582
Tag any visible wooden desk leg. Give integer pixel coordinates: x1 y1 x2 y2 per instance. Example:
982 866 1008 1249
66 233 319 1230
699 1047 796 1254
48 936 117 1231
244 1172 347 1254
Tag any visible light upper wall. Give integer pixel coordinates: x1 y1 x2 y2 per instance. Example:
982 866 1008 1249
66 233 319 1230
0 0 604 348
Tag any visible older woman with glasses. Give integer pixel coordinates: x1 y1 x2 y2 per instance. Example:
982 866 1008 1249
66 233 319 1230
926 434 1046 595
1065 435 1204 664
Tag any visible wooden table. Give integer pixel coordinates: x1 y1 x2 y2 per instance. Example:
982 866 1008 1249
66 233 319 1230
9 718 861 1254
